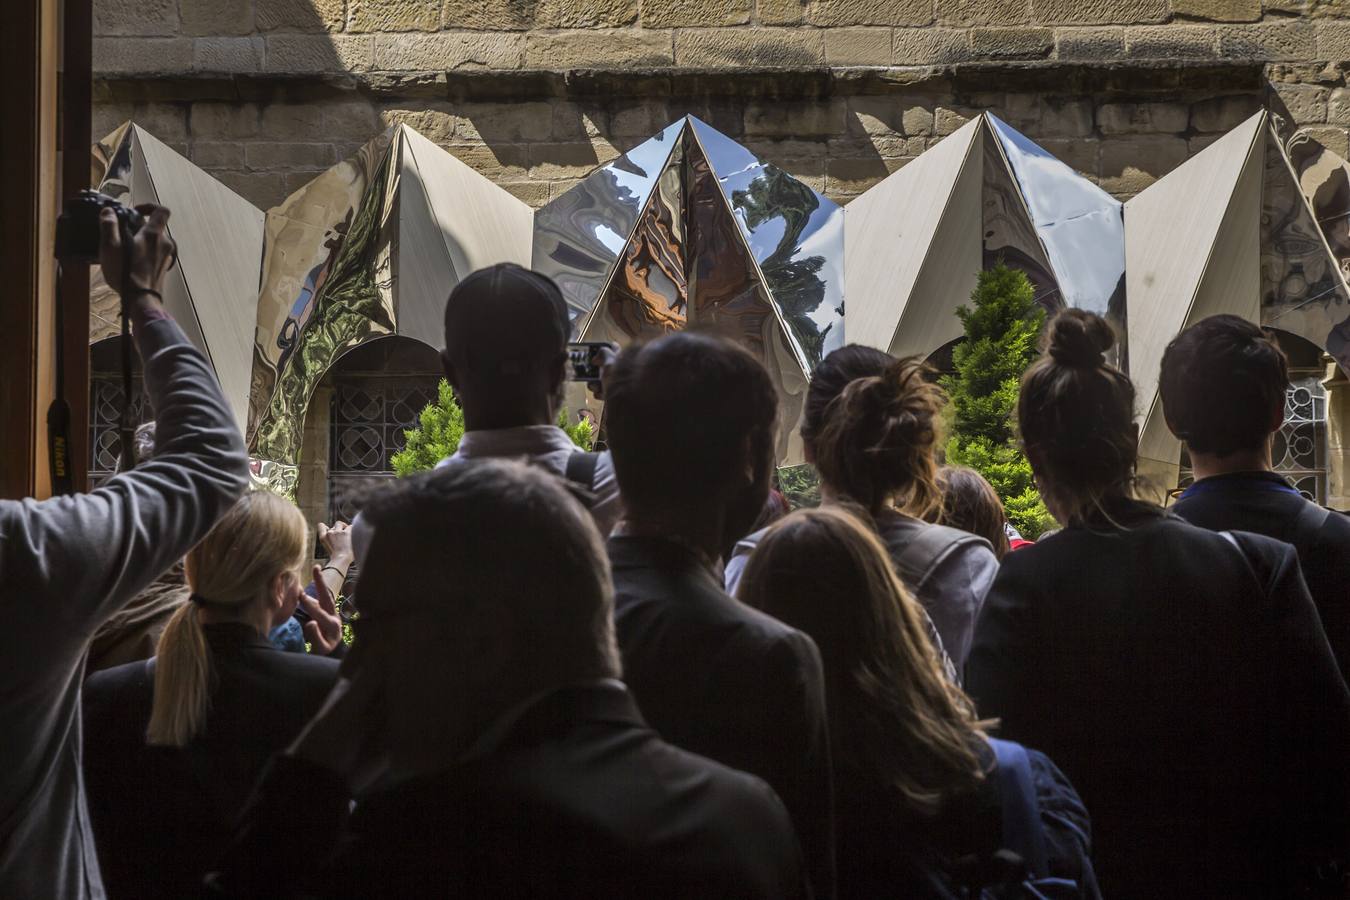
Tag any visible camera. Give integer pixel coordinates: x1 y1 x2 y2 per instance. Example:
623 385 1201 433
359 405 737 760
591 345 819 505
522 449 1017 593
567 341 617 382
54 189 144 263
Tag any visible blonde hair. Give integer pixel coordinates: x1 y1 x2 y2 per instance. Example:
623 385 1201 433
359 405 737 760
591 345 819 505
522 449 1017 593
739 505 989 816
147 491 308 747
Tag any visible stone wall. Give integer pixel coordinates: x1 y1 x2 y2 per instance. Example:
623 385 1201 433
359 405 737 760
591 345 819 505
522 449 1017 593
92 0 1350 211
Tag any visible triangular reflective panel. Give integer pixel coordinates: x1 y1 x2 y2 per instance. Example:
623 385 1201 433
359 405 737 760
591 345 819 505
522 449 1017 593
549 116 843 463
534 120 685 323
251 125 531 467
980 125 1059 308
89 123 265 430
1262 129 1350 376
1125 111 1266 491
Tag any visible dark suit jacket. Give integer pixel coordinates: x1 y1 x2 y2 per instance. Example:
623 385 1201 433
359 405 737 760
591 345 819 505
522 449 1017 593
83 622 339 900
608 535 836 899
207 682 807 899
1172 471 1350 676
967 506 1350 898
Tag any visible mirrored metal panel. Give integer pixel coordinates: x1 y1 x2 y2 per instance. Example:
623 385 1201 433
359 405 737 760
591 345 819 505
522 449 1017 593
980 127 1059 310
534 120 686 325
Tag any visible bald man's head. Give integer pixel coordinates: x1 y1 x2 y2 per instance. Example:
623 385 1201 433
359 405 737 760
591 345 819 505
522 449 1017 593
440 264 573 430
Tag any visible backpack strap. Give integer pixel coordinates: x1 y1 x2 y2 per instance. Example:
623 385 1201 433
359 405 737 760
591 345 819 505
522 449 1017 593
892 524 982 594
989 738 1050 879
564 451 600 490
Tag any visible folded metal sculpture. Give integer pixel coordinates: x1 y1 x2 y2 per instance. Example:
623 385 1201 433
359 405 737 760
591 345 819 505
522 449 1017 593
89 122 265 429
845 113 1126 363
247 124 534 473
533 115 845 463
1126 110 1350 490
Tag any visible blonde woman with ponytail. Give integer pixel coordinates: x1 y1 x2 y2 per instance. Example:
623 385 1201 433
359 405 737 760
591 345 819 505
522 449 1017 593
739 506 1097 899
725 345 999 672
82 491 341 900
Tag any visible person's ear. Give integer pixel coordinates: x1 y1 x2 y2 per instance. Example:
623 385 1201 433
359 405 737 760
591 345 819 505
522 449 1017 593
269 571 290 612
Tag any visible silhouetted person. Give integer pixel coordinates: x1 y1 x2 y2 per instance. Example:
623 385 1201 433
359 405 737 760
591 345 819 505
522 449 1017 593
207 460 806 899
1162 314 1350 675
967 310 1350 897
727 347 996 671
438 263 618 531
741 505 1098 899
602 332 836 898
84 492 339 900
0 205 248 898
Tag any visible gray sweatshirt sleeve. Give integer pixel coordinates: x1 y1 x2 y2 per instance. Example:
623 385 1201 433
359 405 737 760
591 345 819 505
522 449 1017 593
0 317 249 657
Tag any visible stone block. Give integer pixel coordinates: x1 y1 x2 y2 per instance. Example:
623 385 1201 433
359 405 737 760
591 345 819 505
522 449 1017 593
1054 26 1125 59
1171 0 1260 22
190 102 261 139
1124 25 1216 57
1030 0 1167 24
825 156 900 195
255 0 346 32
552 104 608 140
674 28 825 67
259 103 325 139
446 143 530 178
641 0 751 27
454 102 556 142
379 104 458 142
893 27 973 63
524 30 671 68
191 141 247 169
193 37 264 73
807 0 932 26
500 180 552 206
935 106 973 135
1329 88 1350 126
1096 101 1190 134
549 178 584 199
1317 22 1350 61
216 171 289 208
998 91 1040 128
1218 21 1316 60
847 97 910 136
348 0 440 32
608 103 677 137
745 100 847 136
374 32 524 70
1188 133 1223 153
246 142 337 169
871 135 929 156
125 103 190 140
969 27 1054 58
95 0 178 36
824 27 893 65
1039 98 1095 136
758 0 806 24
537 0 638 26
93 37 193 74
1272 82 1330 123
321 100 382 136
529 142 605 180
1189 93 1262 131
92 102 134 141
265 35 375 72
1296 125 1350 158
180 0 254 36
1098 135 1188 194
937 0 1030 26
441 0 535 30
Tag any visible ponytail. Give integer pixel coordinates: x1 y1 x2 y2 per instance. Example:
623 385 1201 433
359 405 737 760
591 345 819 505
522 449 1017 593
146 491 308 747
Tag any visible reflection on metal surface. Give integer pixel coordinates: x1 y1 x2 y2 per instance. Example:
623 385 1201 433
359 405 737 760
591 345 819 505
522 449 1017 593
544 116 843 461
250 124 532 468
980 127 1059 309
248 458 299 499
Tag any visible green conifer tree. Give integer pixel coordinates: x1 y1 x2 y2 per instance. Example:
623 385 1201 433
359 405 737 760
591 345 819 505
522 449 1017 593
941 264 1056 539
391 379 593 475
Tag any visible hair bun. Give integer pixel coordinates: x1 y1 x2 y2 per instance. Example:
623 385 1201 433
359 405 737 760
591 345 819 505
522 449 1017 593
1047 309 1114 369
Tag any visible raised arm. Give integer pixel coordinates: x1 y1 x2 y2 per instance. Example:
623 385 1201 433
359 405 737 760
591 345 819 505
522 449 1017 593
0 205 248 660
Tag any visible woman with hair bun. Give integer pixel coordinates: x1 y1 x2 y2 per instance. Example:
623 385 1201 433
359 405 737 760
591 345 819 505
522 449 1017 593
967 309 1350 897
82 491 340 900
726 345 998 673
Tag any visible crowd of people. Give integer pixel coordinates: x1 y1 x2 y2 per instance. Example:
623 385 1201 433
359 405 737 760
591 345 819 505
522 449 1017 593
2 201 1349 899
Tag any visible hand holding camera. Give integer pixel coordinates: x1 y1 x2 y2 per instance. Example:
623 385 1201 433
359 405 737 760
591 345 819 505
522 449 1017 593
56 190 176 316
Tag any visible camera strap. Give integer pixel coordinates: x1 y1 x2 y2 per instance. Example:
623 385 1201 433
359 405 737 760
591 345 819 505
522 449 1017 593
45 265 75 495
118 236 137 473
